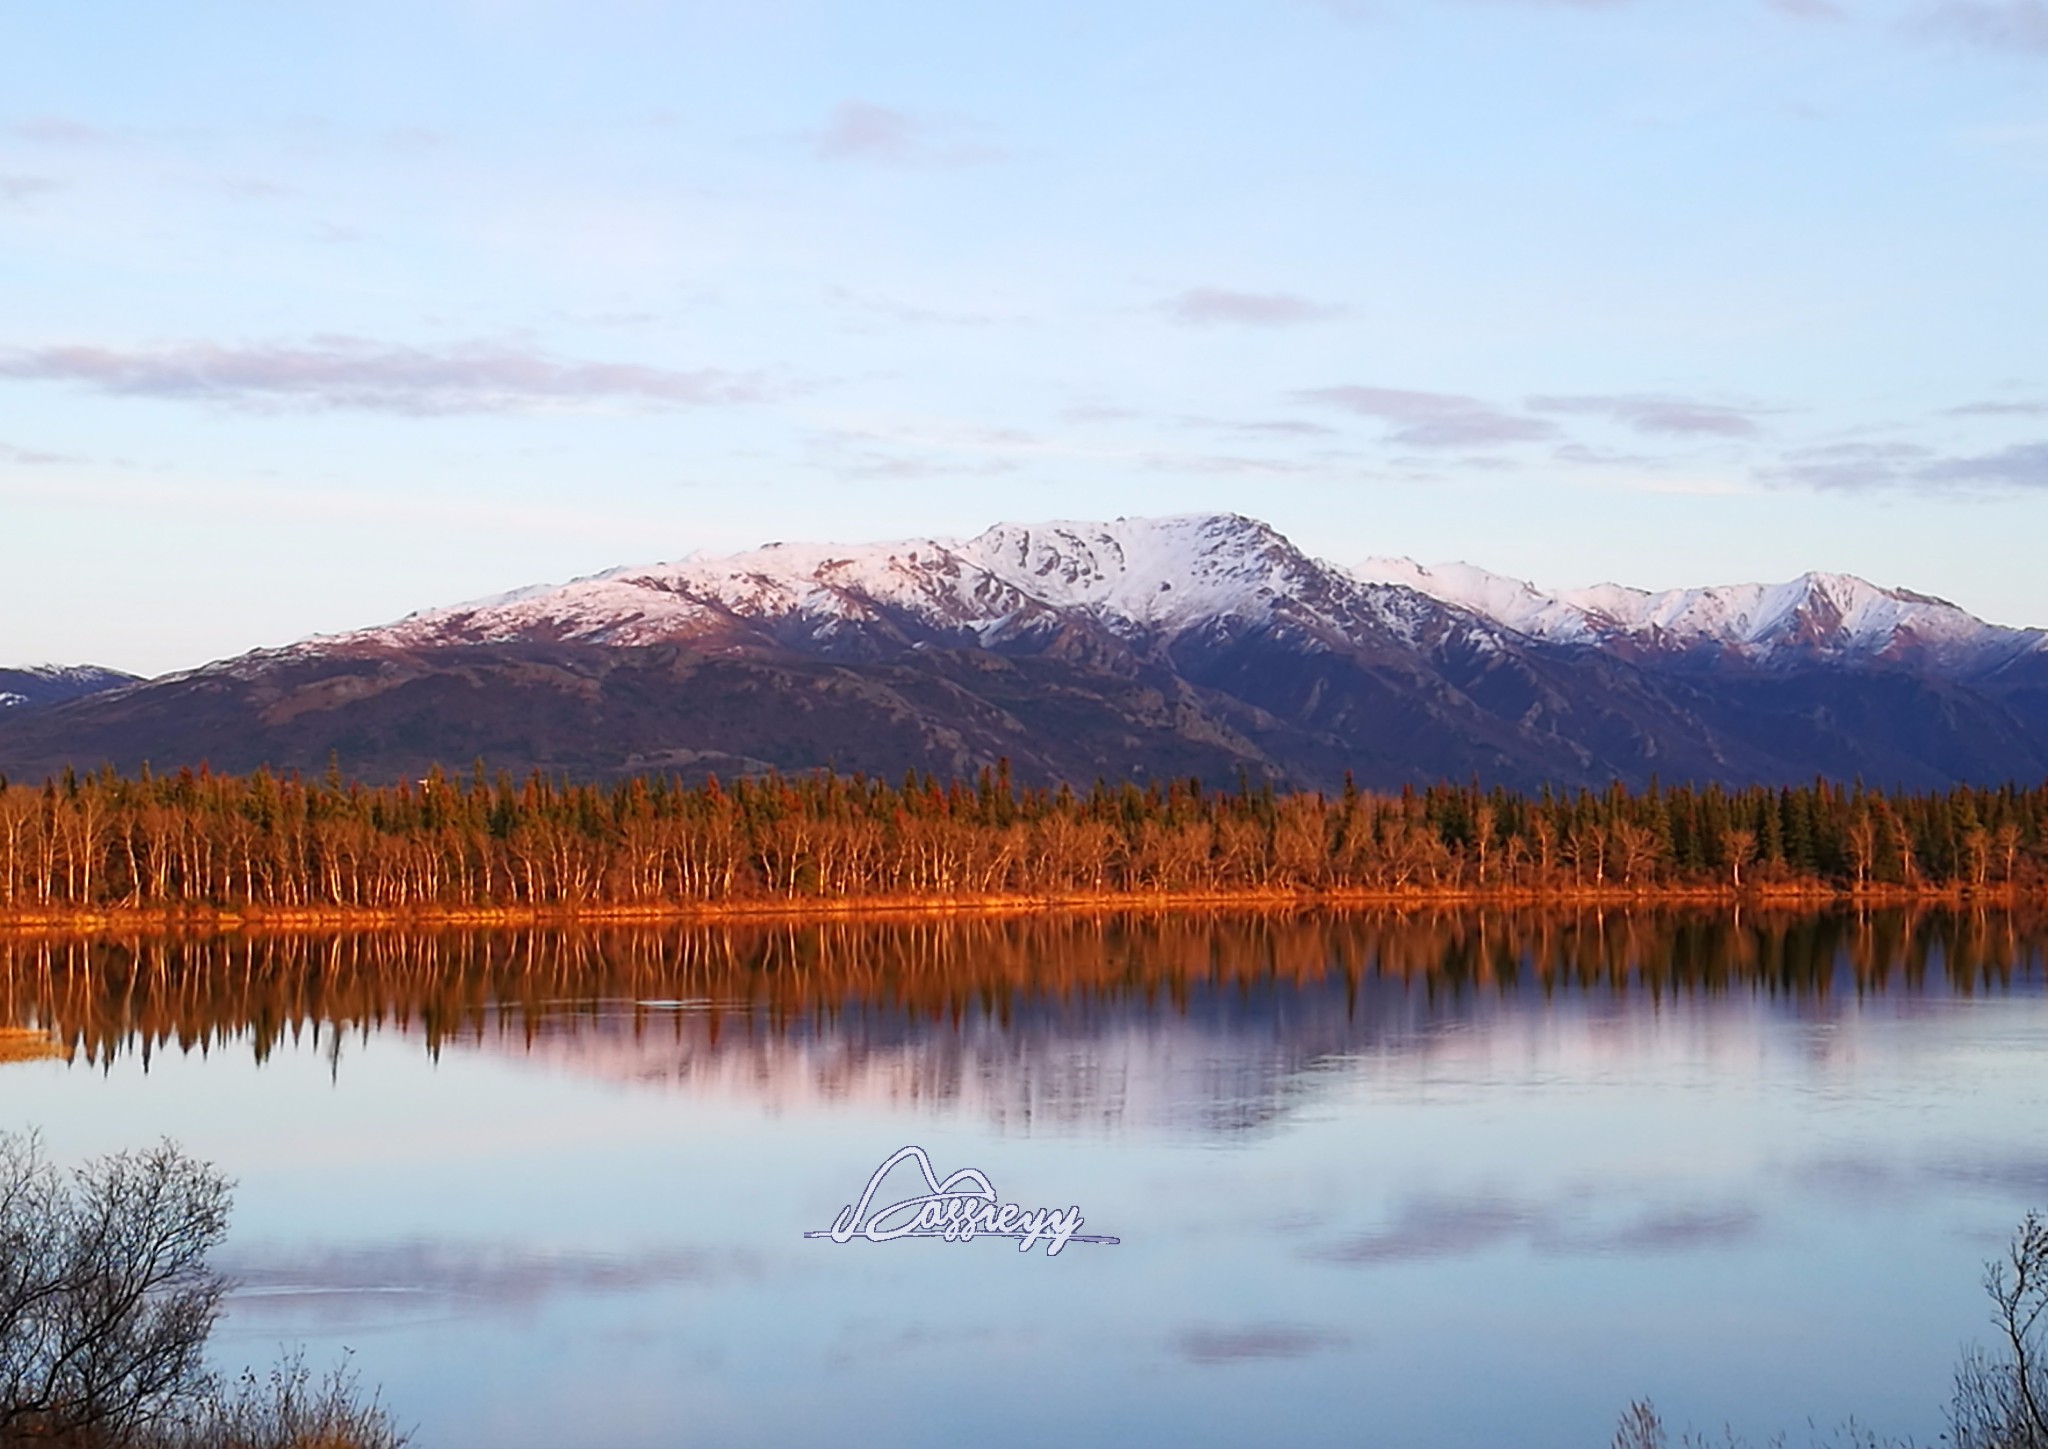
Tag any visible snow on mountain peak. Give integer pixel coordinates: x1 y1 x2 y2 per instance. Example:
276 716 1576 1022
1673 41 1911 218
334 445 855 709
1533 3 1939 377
346 512 1344 653
310 512 2042 679
1354 556 2043 674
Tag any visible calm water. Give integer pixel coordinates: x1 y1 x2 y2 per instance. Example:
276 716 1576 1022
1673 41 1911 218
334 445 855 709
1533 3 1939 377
4 910 2047 1448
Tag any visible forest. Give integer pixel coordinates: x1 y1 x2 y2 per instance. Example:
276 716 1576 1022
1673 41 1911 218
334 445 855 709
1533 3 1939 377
1 761 2045 917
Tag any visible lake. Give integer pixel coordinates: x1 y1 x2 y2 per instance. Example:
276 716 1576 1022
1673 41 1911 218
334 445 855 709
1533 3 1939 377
4 909 2045 1448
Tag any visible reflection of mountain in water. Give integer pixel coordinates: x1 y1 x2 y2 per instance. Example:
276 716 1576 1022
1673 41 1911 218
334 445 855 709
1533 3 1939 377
5 909 2045 1136
489 977 1437 1137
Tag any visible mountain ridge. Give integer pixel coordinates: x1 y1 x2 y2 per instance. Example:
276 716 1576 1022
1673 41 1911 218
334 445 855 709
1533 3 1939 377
4 514 2045 791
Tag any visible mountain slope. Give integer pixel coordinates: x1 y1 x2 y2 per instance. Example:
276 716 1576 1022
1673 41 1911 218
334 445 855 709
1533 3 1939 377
0 665 140 714
2 515 2045 790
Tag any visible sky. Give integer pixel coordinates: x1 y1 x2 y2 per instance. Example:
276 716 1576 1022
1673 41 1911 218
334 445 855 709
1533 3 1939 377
3 0 2047 677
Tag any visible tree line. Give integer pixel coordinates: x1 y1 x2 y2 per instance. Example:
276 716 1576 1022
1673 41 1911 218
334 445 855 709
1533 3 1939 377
2 762 2047 913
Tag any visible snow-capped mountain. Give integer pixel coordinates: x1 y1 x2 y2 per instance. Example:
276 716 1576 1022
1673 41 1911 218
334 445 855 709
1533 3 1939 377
0 664 139 713
1355 557 2045 677
349 514 1460 659
4 514 2047 791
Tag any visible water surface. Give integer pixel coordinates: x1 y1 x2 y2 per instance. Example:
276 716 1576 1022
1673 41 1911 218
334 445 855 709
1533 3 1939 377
3 910 2045 1448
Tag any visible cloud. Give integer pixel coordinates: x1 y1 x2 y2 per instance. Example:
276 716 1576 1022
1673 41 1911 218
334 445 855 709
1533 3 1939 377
1945 398 2048 416
1294 385 1557 447
1140 451 1325 475
1228 419 1342 438
826 287 1010 329
1767 438 2048 492
811 102 1001 166
1920 440 2048 488
1528 392 1767 437
8 117 108 146
1165 288 1350 327
1552 442 1665 468
0 175 63 203
0 441 76 466
1767 0 1847 18
1921 1 2048 52
1061 403 1140 425
1765 440 1933 490
1173 1323 1351 1365
0 337 782 416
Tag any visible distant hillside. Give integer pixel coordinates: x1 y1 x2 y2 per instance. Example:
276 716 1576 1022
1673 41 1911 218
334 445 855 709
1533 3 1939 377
0 664 139 716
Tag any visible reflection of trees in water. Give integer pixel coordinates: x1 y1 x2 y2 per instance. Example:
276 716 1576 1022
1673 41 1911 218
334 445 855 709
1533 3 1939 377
0 908 2041 1058
1 909 2042 1129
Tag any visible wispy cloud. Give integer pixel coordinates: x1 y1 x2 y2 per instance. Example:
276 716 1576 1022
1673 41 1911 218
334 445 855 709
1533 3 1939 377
1528 392 1768 437
0 175 63 203
1920 1 2048 53
810 102 1002 167
0 441 77 466
1140 451 1325 475
0 337 783 416
1060 403 1140 425
1294 385 1557 447
1768 438 2048 491
1553 442 1665 468
1226 419 1343 438
1164 288 1350 327
826 287 1012 329
1766 440 1933 489
8 116 109 146
1921 440 2048 488
1766 0 1847 19
1945 398 2048 416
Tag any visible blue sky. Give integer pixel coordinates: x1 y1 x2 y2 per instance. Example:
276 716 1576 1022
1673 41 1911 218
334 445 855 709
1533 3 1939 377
4 0 2047 675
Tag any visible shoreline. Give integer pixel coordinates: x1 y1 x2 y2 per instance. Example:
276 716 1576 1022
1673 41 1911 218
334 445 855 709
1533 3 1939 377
0 881 2036 935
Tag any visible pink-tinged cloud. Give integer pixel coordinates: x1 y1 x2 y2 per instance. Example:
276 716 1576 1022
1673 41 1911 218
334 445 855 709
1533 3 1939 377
1766 439 2048 492
1293 384 1557 447
811 102 1001 166
1166 288 1350 326
1527 392 1767 437
8 117 108 145
1 441 75 466
1945 398 2048 417
1921 441 2048 488
0 338 783 416
1922 0 2048 52
1765 0 1846 18
0 175 63 202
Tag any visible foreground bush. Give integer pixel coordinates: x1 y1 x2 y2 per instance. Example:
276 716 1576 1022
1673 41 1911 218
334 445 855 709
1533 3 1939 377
1 1132 406 1448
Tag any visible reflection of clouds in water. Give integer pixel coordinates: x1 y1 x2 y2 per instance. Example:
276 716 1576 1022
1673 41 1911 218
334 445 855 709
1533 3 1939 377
1788 1151 2048 1203
1173 1322 1351 1365
1310 1193 1759 1265
217 1239 757 1328
821 1321 1028 1372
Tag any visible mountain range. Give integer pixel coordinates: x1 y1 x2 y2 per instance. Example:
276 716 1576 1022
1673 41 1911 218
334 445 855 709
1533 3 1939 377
3 513 2044 791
